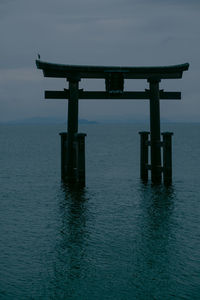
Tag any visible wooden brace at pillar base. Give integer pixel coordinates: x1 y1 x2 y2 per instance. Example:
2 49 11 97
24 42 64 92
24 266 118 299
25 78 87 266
59 132 87 186
139 131 173 185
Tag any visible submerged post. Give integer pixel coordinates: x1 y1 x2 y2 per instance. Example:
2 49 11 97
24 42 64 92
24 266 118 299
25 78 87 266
75 133 87 186
59 132 87 186
139 131 149 182
148 79 162 184
162 132 173 185
59 132 68 180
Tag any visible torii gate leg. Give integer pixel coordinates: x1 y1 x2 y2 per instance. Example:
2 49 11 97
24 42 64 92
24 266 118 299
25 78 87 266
67 78 79 183
60 77 86 186
149 79 162 184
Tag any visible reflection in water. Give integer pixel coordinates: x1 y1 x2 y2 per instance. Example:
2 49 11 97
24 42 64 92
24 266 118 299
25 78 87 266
50 184 89 299
48 181 178 299
135 184 176 299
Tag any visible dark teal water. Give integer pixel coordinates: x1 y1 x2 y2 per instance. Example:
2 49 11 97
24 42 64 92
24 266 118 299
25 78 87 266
0 123 200 299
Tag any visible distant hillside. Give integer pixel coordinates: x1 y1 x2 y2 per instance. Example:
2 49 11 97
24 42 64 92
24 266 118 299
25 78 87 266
2 117 98 125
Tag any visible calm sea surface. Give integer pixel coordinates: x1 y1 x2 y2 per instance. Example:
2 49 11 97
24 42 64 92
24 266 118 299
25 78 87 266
0 123 200 299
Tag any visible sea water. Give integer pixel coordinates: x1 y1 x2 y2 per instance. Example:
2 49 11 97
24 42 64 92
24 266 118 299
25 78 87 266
0 123 199 299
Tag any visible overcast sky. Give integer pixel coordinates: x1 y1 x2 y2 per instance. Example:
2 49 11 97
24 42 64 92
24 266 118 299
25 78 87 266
0 0 199 122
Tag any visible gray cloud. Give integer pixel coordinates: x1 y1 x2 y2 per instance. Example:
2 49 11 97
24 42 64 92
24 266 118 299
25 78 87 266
0 0 199 122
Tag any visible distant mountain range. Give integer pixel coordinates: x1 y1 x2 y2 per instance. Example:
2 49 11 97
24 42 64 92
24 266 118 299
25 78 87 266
2 117 98 125
1 117 199 125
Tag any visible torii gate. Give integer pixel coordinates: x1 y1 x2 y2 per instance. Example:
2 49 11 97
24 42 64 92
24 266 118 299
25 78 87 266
36 60 189 186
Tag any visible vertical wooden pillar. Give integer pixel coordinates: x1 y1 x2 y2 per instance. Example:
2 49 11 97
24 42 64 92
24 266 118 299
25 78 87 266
67 77 80 183
162 132 173 185
148 79 162 184
59 132 68 180
75 133 87 187
139 131 149 182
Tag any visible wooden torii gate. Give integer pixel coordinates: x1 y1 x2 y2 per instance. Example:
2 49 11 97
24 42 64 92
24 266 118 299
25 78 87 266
36 60 189 186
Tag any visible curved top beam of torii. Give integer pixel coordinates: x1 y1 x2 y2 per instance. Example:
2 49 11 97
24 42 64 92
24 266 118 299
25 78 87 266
36 60 189 80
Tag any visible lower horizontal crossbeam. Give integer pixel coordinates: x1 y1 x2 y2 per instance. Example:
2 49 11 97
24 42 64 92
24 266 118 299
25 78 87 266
45 90 181 100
